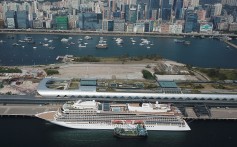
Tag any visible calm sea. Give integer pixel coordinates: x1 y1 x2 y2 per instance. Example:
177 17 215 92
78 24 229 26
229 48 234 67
0 117 236 147
0 34 237 68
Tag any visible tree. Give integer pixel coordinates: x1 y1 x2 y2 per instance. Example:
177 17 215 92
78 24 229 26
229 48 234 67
142 69 155 80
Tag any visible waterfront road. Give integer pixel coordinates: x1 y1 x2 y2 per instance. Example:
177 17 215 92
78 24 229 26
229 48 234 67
0 95 237 107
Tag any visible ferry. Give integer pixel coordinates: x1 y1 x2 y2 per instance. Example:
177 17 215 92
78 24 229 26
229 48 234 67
36 100 190 131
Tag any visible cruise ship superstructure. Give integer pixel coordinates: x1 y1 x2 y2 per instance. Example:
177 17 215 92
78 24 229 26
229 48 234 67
36 100 190 131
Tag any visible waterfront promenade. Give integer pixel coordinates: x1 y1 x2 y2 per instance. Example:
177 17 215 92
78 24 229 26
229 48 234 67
1 28 237 38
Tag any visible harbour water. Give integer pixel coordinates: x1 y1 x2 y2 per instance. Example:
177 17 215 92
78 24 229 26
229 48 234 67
0 34 237 68
0 117 236 147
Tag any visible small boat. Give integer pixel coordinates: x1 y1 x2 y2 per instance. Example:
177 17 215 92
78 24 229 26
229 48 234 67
48 40 53 43
131 39 136 43
12 43 20 46
49 46 55 49
18 40 25 43
22 46 25 48
84 36 92 40
79 44 86 48
174 39 185 43
69 42 75 45
184 41 191 45
147 46 150 49
96 37 108 49
23 37 32 41
113 124 148 139
43 43 49 47
33 47 37 49
44 38 48 41
61 38 69 42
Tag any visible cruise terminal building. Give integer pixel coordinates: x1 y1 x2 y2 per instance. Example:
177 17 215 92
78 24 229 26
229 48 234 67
37 78 237 101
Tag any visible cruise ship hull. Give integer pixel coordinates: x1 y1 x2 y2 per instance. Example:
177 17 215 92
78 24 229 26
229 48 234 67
49 120 190 131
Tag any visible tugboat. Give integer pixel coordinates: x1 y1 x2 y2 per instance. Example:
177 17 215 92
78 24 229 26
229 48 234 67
113 124 148 139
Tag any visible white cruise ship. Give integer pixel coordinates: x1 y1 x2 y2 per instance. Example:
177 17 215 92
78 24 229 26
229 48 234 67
36 100 190 131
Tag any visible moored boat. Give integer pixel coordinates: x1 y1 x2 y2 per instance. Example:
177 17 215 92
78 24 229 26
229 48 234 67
96 37 108 49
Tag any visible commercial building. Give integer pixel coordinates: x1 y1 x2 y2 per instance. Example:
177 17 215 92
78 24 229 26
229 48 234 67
55 16 68 30
102 19 114 31
113 19 125 32
199 22 213 33
78 12 102 30
129 7 137 23
126 23 134 32
229 23 237 31
5 10 16 29
0 19 4 28
133 22 144 33
32 19 43 28
184 11 198 32
16 10 29 29
169 24 183 33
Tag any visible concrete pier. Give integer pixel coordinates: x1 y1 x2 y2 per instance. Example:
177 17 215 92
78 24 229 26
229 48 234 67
224 40 237 49
0 104 237 121
183 107 237 120
0 104 60 116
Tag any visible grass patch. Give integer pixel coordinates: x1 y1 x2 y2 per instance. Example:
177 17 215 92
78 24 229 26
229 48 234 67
74 55 100 62
196 68 237 81
44 69 59 75
0 67 22 73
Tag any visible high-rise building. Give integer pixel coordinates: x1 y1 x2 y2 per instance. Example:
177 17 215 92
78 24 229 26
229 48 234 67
211 3 222 16
173 0 184 19
124 4 129 22
78 12 102 30
147 0 160 19
197 9 206 20
184 10 198 32
16 10 29 29
160 0 172 21
137 3 146 20
129 7 137 23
